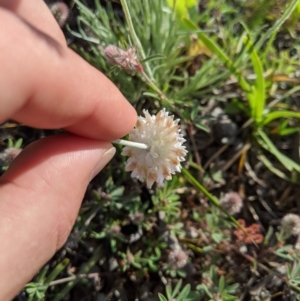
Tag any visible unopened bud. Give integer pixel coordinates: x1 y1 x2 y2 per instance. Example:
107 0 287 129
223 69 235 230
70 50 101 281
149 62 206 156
104 45 143 73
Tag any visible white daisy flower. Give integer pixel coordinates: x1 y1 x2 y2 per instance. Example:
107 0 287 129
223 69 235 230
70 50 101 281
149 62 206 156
120 109 187 188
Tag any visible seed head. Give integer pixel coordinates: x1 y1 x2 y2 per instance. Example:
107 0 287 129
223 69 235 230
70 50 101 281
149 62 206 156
168 248 188 269
49 2 69 27
220 191 243 215
121 109 187 188
104 45 143 72
0 147 22 165
281 214 300 236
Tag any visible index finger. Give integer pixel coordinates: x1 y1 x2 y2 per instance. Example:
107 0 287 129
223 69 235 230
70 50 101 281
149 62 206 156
0 8 137 141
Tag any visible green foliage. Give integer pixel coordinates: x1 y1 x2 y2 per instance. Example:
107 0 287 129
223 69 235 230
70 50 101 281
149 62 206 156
179 0 300 181
7 138 23 148
158 279 199 301
25 283 47 300
197 267 239 300
25 260 69 301
287 262 300 286
166 0 197 17
71 0 232 109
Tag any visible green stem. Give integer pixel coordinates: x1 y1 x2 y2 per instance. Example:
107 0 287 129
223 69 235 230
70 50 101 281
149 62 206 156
52 247 103 301
142 71 166 100
288 281 300 293
182 167 220 207
45 259 69 285
182 167 256 244
120 0 154 80
141 71 187 121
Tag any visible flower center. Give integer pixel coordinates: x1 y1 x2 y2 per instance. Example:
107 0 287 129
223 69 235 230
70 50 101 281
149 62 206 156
149 137 164 159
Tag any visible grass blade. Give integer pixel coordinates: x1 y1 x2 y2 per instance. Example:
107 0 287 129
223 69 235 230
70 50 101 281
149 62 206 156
182 167 220 207
181 18 250 92
243 33 266 124
259 0 300 52
182 167 257 245
262 110 300 125
257 154 291 181
256 129 300 173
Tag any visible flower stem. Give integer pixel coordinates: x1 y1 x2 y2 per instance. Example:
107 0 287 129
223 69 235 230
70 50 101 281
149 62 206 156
142 71 167 100
120 0 154 80
141 71 186 120
112 139 149 150
182 167 258 246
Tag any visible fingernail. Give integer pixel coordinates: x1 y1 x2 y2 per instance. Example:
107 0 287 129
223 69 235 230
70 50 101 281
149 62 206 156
90 147 116 180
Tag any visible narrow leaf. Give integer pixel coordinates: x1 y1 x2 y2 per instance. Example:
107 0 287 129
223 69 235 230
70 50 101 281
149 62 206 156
45 259 70 285
262 110 300 125
172 279 183 298
256 129 300 173
243 33 265 123
158 293 168 301
181 18 250 92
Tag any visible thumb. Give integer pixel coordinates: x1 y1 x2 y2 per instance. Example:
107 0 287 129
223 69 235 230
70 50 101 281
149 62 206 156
0 134 115 300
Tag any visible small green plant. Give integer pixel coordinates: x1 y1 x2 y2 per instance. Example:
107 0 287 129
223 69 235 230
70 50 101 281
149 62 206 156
158 279 199 301
197 266 239 301
7 137 23 149
25 259 69 301
118 246 161 272
25 283 47 300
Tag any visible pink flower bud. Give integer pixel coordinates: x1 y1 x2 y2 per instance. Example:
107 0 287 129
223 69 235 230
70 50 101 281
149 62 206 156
168 248 188 269
104 45 143 73
281 213 300 236
220 191 243 215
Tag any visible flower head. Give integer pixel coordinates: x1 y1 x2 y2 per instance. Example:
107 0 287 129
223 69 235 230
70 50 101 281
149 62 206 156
0 147 22 165
168 247 188 269
281 213 300 236
220 191 243 215
104 45 143 72
49 2 69 27
121 109 187 188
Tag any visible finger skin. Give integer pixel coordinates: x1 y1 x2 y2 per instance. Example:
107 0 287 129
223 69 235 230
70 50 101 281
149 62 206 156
0 0 66 43
0 135 115 300
0 8 137 140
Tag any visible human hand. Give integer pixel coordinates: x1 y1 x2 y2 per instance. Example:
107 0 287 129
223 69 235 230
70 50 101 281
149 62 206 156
0 1 137 300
